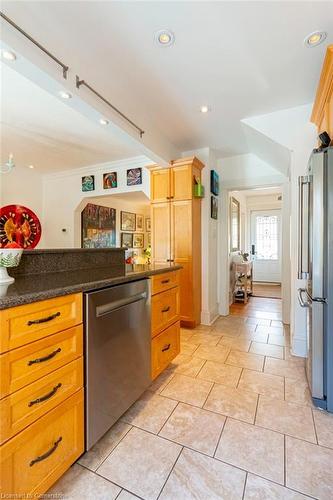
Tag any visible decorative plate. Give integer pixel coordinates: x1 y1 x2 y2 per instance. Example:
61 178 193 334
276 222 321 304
0 205 42 249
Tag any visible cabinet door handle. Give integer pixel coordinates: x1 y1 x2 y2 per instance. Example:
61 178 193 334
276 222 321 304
162 306 170 313
28 348 61 366
28 383 62 407
162 343 171 352
27 311 61 326
161 279 170 284
29 436 62 467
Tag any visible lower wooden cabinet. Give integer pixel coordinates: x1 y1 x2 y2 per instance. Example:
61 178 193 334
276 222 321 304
151 322 180 379
151 286 180 337
0 389 84 497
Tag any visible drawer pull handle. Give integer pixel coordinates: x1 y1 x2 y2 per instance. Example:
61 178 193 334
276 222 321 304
162 343 171 352
28 383 62 407
27 311 61 326
28 348 62 366
29 436 62 467
161 279 170 284
162 306 170 313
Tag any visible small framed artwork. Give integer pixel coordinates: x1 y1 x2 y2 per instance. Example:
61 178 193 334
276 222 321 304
121 211 136 231
127 168 142 186
121 232 133 248
147 232 151 246
82 175 95 192
136 214 144 231
133 233 144 248
145 217 151 232
211 196 218 220
103 172 117 189
210 170 219 196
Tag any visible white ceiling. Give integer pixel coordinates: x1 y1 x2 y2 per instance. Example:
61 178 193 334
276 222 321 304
0 63 142 172
1 1 333 159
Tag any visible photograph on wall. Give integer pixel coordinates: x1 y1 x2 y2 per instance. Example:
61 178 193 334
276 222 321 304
121 232 133 248
121 211 136 231
145 217 151 232
127 167 142 186
210 170 219 196
81 203 116 248
147 232 151 246
136 214 144 231
82 175 95 192
103 172 118 189
211 196 218 220
133 233 144 248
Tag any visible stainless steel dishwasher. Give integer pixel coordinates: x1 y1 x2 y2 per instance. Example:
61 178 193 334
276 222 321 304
85 278 151 450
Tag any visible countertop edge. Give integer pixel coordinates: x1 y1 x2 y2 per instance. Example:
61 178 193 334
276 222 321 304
0 266 182 310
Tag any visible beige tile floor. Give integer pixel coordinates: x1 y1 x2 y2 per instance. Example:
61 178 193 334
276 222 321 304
49 311 333 500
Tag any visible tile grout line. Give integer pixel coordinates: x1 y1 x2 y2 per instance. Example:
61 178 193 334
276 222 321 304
94 424 133 473
283 434 286 486
212 413 227 457
310 407 319 445
156 446 184 500
242 472 248 500
157 401 180 436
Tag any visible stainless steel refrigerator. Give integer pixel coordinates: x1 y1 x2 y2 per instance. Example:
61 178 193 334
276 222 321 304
298 146 333 412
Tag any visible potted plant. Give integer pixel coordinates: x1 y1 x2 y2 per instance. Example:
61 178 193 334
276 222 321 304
0 242 23 284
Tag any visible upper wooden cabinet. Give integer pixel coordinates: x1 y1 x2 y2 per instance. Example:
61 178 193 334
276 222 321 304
311 45 333 138
151 157 204 203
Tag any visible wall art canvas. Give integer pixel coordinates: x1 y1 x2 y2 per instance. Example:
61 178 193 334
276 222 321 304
121 232 133 248
145 217 151 232
81 203 116 248
210 170 219 196
0 204 42 249
211 196 218 220
103 172 118 189
133 233 144 248
121 211 136 231
82 175 95 192
127 168 142 186
136 214 144 231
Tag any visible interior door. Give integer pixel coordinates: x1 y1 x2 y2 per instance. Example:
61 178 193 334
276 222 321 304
251 209 282 282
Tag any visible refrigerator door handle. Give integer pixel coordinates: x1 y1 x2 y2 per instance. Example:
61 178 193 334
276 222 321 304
298 175 311 279
297 288 310 308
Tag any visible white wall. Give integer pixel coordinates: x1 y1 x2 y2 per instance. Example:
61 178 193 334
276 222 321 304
42 156 152 248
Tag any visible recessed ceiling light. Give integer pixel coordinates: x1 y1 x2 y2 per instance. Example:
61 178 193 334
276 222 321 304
1 49 16 61
154 29 175 47
200 105 211 113
304 31 327 47
28 165 35 169
99 118 109 125
58 90 72 99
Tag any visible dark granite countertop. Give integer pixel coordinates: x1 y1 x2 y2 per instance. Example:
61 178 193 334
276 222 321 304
0 264 181 310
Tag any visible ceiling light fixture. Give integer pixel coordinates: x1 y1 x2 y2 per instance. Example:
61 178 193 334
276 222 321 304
304 31 327 47
155 29 175 47
200 105 211 113
99 118 109 125
58 90 72 99
1 49 16 61
28 165 35 169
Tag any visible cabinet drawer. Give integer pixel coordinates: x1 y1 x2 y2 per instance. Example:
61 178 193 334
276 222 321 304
0 389 84 497
0 293 82 353
0 325 83 399
151 286 180 337
152 322 180 379
0 358 83 444
151 271 179 295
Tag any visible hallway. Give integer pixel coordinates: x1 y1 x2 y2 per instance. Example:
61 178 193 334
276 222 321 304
49 298 333 500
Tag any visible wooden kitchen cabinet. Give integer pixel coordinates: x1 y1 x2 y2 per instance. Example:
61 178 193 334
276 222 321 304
151 168 171 203
151 157 204 327
311 45 333 138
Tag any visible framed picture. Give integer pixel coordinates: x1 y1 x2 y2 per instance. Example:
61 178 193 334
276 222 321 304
147 232 151 246
81 203 116 248
103 172 117 189
211 196 218 220
136 214 144 231
210 170 219 196
133 233 144 248
230 197 240 252
145 217 151 232
121 211 136 231
127 168 142 186
82 175 95 192
121 232 133 248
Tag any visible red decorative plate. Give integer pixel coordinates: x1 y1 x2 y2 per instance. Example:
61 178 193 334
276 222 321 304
0 205 42 249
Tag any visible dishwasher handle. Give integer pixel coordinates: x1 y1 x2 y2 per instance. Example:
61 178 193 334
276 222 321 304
95 291 147 318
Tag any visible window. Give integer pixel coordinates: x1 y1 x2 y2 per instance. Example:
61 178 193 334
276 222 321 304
255 215 278 260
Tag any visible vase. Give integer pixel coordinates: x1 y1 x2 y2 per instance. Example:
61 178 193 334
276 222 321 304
0 248 23 284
